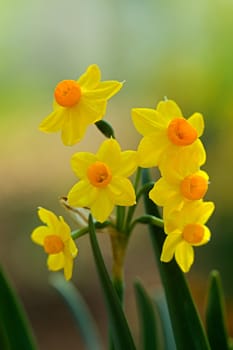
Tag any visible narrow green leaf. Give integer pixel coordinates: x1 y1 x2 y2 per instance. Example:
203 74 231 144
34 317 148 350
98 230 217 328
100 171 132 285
50 273 102 350
134 280 164 350
228 338 233 350
0 317 11 350
142 169 210 350
95 120 115 138
0 267 37 350
205 270 229 350
154 291 176 350
88 214 136 350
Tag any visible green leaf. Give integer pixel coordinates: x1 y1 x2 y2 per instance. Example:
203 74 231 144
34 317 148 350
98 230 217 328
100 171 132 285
88 214 136 350
134 280 164 350
205 270 229 350
142 169 210 350
0 267 37 350
50 273 102 350
154 291 176 350
95 120 115 138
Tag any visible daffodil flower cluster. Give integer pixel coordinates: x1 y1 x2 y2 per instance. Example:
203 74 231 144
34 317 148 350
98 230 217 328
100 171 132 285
132 99 215 272
32 64 136 280
31 64 215 280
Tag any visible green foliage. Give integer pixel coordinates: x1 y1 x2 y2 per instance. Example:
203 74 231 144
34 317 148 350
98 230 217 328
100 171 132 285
50 274 102 350
134 280 164 350
206 270 230 350
0 267 37 350
88 214 136 350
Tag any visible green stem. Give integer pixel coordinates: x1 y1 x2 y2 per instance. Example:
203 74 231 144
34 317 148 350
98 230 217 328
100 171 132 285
134 167 142 193
129 214 164 233
112 276 124 306
88 215 136 350
116 206 126 232
71 221 112 240
108 275 125 350
109 228 127 305
124 171 153 234
136 181 154 201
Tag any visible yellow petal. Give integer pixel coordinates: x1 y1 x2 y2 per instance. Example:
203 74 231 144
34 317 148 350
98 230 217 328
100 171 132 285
56 217 71 241
159 139 206 172
197 170 209 181
80 96 107 122
39 109 65 132
116 151 138 177
160 145 203 180
181 200 214 226
131 108 164 136
78 64 101 90
85 80 123 100
163 198 185 218
31 226 50 246
63 256 74 280
61 109 86 146
71 152 97 178
97 138 121 172
38 207 59 228
137 132 167 167
67 180 98 207
149 178 177 207
90 190 115 222
157 100 183 122
47 253 65 271
65 239 78 258
187 201 215 225
160 233 182 262
109 177 136 206
188 113 204 137
175 241 194 273
190 140 206 166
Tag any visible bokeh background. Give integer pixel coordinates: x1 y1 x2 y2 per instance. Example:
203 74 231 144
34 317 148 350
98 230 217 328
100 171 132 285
1 0 233 348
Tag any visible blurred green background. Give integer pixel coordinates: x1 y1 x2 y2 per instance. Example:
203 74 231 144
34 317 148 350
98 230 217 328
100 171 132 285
1 0 233 348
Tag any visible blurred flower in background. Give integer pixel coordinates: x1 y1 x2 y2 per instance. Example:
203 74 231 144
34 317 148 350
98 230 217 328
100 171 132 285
1 0 233 348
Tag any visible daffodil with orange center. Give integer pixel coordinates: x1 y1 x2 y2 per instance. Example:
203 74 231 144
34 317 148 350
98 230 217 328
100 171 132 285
161 201 215 272
149 147 209 214
31 207 78 280
39 64 123 146
131 99 206 168
67 138 137 223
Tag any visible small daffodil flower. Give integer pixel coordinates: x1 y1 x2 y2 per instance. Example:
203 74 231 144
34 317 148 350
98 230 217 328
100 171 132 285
39 64 123 146
31 207 78 280
149 147 209 214
161 201 215 272
67 138 137 223
132 99 205 168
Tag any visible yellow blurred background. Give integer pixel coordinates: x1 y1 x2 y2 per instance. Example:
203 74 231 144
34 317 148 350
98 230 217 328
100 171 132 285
1 0 233 348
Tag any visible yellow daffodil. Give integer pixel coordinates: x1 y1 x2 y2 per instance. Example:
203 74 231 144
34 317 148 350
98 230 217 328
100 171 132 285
31 207 78 280
161 201 215 272
39 64 123 146
131 99 206 168
67 138 137 223
149 147 209 214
